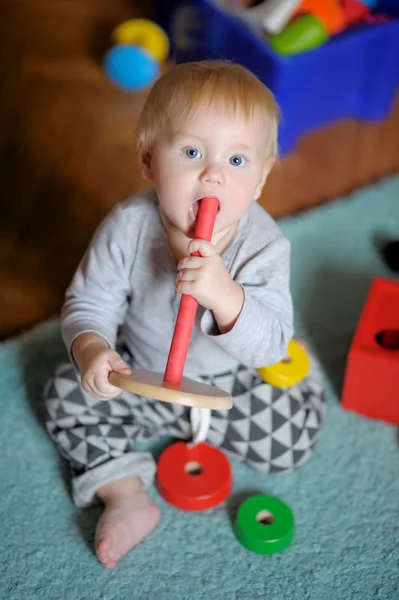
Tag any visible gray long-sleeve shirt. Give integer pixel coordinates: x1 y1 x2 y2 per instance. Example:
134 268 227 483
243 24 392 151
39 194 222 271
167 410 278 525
61 187 294 377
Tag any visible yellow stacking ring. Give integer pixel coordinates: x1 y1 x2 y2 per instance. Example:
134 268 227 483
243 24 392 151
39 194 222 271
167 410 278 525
112 18 170 63
257 339 310 388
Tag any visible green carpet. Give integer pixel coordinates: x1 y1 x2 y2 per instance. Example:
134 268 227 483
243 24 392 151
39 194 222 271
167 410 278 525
1 177 399 600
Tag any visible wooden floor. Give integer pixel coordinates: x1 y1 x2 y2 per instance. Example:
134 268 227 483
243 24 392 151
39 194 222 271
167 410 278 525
0 0 155 339
1 0 398 340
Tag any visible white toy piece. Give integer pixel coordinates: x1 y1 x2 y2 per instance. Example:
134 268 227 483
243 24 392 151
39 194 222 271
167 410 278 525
247 0 302 35
190 407 212 445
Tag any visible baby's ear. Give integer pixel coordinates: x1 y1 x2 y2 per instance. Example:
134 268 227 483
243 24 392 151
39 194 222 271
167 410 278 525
140 151 153 181
254 156 276 201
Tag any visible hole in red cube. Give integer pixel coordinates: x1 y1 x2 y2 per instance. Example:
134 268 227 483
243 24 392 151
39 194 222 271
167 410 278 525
375 329 399 351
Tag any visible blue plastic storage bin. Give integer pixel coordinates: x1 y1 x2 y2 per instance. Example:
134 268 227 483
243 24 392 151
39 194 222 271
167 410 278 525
156 0 399 154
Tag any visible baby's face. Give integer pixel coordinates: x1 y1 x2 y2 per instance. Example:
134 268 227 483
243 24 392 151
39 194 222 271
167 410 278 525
146 103 273 239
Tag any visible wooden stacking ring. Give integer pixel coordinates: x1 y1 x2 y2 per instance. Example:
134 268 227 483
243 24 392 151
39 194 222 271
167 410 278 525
156 442 232 511
109 370 232 410
234 494 295 554
257 339 310 388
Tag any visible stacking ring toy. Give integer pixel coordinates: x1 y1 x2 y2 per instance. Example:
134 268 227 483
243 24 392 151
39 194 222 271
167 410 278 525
109 197 233 411
111 18 170 62
110 369 232 410
157 442 232 511
257 339 310 388
234 495 295 554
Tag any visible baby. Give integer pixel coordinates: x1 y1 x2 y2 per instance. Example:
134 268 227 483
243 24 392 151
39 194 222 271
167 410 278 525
44 60 325 569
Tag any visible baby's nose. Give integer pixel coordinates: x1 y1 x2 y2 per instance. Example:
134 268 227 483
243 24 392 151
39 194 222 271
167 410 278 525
200 164 223 185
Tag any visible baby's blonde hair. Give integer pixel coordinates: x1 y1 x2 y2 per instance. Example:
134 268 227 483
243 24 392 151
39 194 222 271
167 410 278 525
136 60 279 159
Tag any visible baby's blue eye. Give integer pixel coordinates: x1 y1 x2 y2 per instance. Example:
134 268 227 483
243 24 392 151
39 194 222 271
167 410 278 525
184 147 202 159
229 155 246 167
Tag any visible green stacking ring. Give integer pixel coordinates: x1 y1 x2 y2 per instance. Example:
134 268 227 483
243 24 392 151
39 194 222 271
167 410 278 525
234 495 295 554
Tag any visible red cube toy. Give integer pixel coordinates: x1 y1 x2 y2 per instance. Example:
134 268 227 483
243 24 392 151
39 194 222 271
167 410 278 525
341 277 399 425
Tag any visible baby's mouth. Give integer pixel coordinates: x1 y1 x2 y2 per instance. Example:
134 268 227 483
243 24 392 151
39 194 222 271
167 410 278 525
189 197 220 223
188 200 200 223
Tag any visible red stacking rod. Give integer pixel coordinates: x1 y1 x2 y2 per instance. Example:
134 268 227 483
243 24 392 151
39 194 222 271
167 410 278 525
163 197 219 386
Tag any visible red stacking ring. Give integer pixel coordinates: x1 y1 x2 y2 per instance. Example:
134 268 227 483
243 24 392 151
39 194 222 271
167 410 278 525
156 442 233 511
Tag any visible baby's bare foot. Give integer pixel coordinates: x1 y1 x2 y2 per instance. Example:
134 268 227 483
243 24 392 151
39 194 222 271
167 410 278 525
95 490 160 569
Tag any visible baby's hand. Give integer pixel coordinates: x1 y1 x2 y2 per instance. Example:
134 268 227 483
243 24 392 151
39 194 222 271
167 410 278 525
176 239 232 310
176 239 244 333
79 342 131 401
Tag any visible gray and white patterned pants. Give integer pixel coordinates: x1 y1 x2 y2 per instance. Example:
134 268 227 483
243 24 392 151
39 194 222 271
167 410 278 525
43 348 325 507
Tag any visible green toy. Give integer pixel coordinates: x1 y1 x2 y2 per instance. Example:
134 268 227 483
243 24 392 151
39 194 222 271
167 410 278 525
234 494 295 554
269 13 328 55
